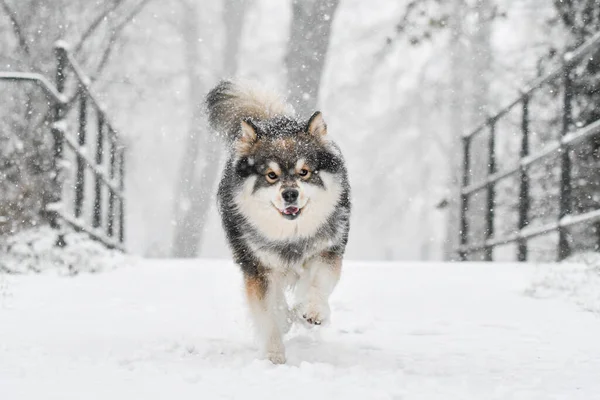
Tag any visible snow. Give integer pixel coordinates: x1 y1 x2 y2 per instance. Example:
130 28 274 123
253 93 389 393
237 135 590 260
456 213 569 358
527 253 600 315
2 260 600 399
0 227 127 274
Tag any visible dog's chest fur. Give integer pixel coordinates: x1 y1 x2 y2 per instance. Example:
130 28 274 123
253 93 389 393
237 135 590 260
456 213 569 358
245 233 332 273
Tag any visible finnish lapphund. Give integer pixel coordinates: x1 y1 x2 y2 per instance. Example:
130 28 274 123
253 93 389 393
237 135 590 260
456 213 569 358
206 81 351 364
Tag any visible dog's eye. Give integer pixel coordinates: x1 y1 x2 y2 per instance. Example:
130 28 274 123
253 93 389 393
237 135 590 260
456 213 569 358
266 171 278 183
299 168 311 179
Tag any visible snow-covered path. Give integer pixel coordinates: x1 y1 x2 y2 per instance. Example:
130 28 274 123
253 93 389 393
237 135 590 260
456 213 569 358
1 260 600 399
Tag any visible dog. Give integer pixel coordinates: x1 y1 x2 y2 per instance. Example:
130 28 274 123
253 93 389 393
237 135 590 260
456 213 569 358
206 80 351 364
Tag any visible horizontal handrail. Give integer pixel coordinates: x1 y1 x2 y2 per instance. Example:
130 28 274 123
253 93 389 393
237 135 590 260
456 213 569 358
0 54 122 147
463 31 600 140
0 71 65 103
461 118 600 196
57 210 125 251
458 207 600 254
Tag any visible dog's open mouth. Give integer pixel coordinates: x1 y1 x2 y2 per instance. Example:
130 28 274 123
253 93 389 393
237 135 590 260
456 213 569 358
280 205 302 220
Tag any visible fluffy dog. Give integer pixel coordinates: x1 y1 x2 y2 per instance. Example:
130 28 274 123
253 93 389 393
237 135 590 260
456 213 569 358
206 80 351 364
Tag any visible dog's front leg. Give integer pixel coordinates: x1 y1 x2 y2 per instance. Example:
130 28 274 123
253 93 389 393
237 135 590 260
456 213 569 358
294 252 342 326
244 273 287 364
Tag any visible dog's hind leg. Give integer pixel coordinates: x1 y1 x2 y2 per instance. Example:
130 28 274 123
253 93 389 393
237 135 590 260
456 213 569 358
294 252 342 326
244 273 287 364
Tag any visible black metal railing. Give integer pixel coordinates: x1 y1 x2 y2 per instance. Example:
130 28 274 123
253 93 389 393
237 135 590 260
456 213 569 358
458 31 600 262
0 41 126 250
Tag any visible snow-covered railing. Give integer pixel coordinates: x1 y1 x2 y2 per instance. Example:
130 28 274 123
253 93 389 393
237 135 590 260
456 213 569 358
458 31 600 262
0 42 126 251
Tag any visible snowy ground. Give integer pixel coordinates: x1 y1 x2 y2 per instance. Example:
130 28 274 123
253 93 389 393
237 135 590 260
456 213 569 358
1 260 600 400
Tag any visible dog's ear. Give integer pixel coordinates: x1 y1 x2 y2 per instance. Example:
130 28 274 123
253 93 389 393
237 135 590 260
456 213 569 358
306 111 327 137
236 118 259 155
240 118 258 143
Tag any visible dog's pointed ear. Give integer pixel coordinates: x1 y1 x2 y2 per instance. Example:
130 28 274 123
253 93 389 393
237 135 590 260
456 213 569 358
306 111 327 137
240 118 258 144
235 119 259 156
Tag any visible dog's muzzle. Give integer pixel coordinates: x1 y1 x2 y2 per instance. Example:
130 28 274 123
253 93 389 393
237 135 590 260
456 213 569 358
280 189 301 220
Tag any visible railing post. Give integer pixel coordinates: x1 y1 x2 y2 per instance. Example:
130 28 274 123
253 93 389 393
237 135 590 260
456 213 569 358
119 147 125 244
484 119 496 261
75 91 87 219
558 62 573 261
93 114 104 228
459 135 471 260
107 135 116 238
517 95 530 261
48 42 68 246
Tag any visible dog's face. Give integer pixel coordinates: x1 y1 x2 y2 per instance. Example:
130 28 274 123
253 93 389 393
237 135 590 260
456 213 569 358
231 112 346 240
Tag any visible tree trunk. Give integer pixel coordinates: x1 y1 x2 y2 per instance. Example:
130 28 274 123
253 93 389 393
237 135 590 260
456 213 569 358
285 0 340 118
171 0 205 258
171 0 248 258
221 0 247 77
467 0 494 259
443 0 467 261
469 0 493 126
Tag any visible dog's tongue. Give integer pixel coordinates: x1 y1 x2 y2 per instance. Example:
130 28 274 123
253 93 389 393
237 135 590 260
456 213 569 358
283 206 299 215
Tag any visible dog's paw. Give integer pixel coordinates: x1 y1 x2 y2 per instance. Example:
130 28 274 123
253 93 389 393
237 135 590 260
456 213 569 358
264 336 286 364
295 302 330 326
266 351 286 364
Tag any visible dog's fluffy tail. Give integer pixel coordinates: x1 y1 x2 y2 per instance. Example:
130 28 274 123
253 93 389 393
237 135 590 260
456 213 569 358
206 80 292 140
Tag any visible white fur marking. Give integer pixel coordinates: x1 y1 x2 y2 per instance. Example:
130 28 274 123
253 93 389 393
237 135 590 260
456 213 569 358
246 273 292 363
233 172 342 241
293 256 340 325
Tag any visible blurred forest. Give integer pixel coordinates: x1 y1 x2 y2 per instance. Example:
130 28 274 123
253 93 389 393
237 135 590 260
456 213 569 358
1 0 599 261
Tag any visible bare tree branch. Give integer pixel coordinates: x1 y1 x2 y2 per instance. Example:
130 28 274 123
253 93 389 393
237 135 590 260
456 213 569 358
0 0 31 59
90 0 153 82
73 0 125 55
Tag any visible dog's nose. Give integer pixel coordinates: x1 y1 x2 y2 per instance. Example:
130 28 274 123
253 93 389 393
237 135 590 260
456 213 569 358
281 189 299 203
